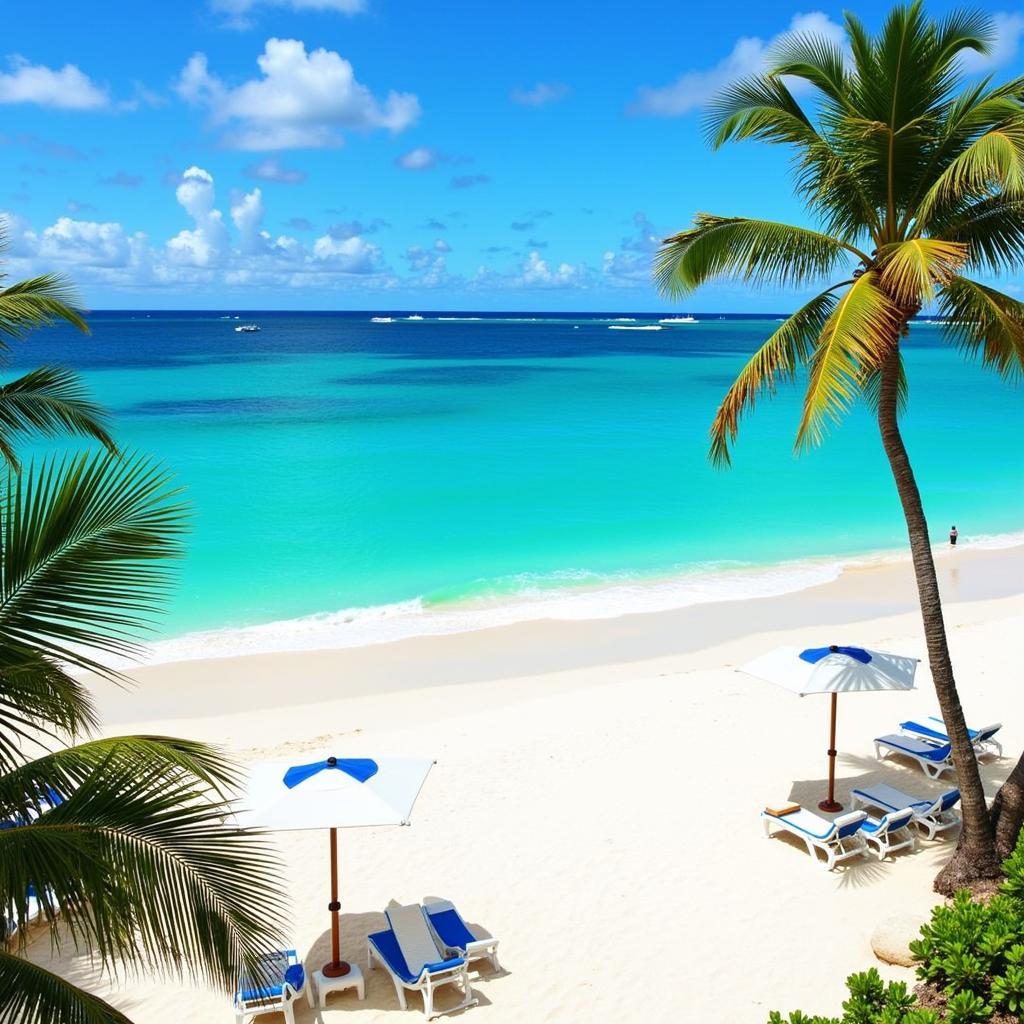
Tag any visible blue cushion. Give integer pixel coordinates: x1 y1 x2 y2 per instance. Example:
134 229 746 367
369 928 465 984
369 928 416 984
900 720 946 742
426 908 476 951
940 789 961 812
425 958 465 973
239 982 284 1002
836 818 864 839
237 950 302 1003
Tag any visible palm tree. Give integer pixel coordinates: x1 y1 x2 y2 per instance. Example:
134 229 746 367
0 232 288 1021
656 1 1024 891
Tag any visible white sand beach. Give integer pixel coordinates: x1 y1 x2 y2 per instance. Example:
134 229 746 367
20 544 1024 1023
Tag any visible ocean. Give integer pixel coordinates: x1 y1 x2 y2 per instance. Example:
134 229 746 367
13 310 1024 661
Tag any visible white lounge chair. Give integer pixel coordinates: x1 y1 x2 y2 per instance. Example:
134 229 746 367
873 734 956 778
761 807 868 869
368 904 477 1019
233 948 312 1024
899 717 1003 758
423 899 501 974
859 807 916 859
851 783 961 839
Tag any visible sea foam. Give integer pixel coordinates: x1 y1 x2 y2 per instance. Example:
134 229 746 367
133 528 1024 667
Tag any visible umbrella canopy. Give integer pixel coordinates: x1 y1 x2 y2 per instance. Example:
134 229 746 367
237 755 434 831
740 644 918 812
742 645 918 696
237 754 434 977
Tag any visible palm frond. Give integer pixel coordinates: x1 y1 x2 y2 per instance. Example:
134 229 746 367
704 77 880 238
0 652 99 773
938 275 1024 379
932 7 992 67
0 952 133 1024
877 238 968 304
934 195 1024 273
654 215 866 298
705 74 816 149
796 272 902 449
916 125 1024 226
0 274 89 350
0 451 188 678
0 367 116 471
0 736 288 989
768 31 850 106
709 286 842 466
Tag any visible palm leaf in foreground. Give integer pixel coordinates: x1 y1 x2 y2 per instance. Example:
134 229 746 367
0 451 188 678
0 953 132 1024
0 737 288 990
0 272 89 348
0 367 116 471
0 653 99 774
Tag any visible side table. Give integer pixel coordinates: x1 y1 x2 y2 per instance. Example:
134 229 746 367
313 963 366 1008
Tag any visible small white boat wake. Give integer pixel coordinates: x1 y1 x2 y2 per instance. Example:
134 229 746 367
609 324 663 331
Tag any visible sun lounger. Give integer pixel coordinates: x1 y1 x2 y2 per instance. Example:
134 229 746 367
423 899 501 974
233 948 312 1024
851 783 961 839
899 718 1002 758
761 807 868 869
859 807 916 859
873 734 956 778
368 903 477 1019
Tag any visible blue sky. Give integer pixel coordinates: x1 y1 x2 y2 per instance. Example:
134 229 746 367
2 0 1023 310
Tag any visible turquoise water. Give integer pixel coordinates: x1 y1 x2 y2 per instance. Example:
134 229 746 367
16 311 1024 655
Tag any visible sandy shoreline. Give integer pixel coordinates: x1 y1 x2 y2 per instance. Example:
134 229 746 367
97 541 1024 728
24 543 1024 1022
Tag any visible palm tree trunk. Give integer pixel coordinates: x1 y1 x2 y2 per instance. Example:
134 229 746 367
877 347 1001 892
991 757 1024 860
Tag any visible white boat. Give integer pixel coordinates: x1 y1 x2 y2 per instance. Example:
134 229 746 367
659 315 698 324
235 323 260 333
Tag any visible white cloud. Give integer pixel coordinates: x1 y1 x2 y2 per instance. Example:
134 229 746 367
433 238 451 253
37 218 134 267
630 11 845 117
176 39 419 150
601 212 664 285
166 166 229 267
0 56 109 110
396 146 437 170
230 188 266 254
960 12 1024 72
2 163 395 293
510 82 570 107
312 233 383 273
244 156 307 183
519 251 587 288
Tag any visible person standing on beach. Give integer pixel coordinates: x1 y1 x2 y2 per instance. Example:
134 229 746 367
950 526 958 546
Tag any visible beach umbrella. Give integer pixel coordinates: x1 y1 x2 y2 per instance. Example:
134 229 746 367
236 754 434 977
740 644 918 812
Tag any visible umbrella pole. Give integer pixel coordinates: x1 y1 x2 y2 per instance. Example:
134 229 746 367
819 693 843 812
322 826 351 978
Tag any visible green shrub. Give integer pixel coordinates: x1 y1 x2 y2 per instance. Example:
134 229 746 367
768 830 1024 1022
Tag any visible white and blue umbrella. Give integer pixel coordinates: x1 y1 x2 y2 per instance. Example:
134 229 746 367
741 644 918 811
236 754 434 977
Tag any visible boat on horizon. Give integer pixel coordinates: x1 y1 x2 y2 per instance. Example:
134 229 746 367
235 323 260 333
659 315 698 324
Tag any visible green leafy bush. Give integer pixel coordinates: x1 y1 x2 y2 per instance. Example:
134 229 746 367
768 830 1024 1022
